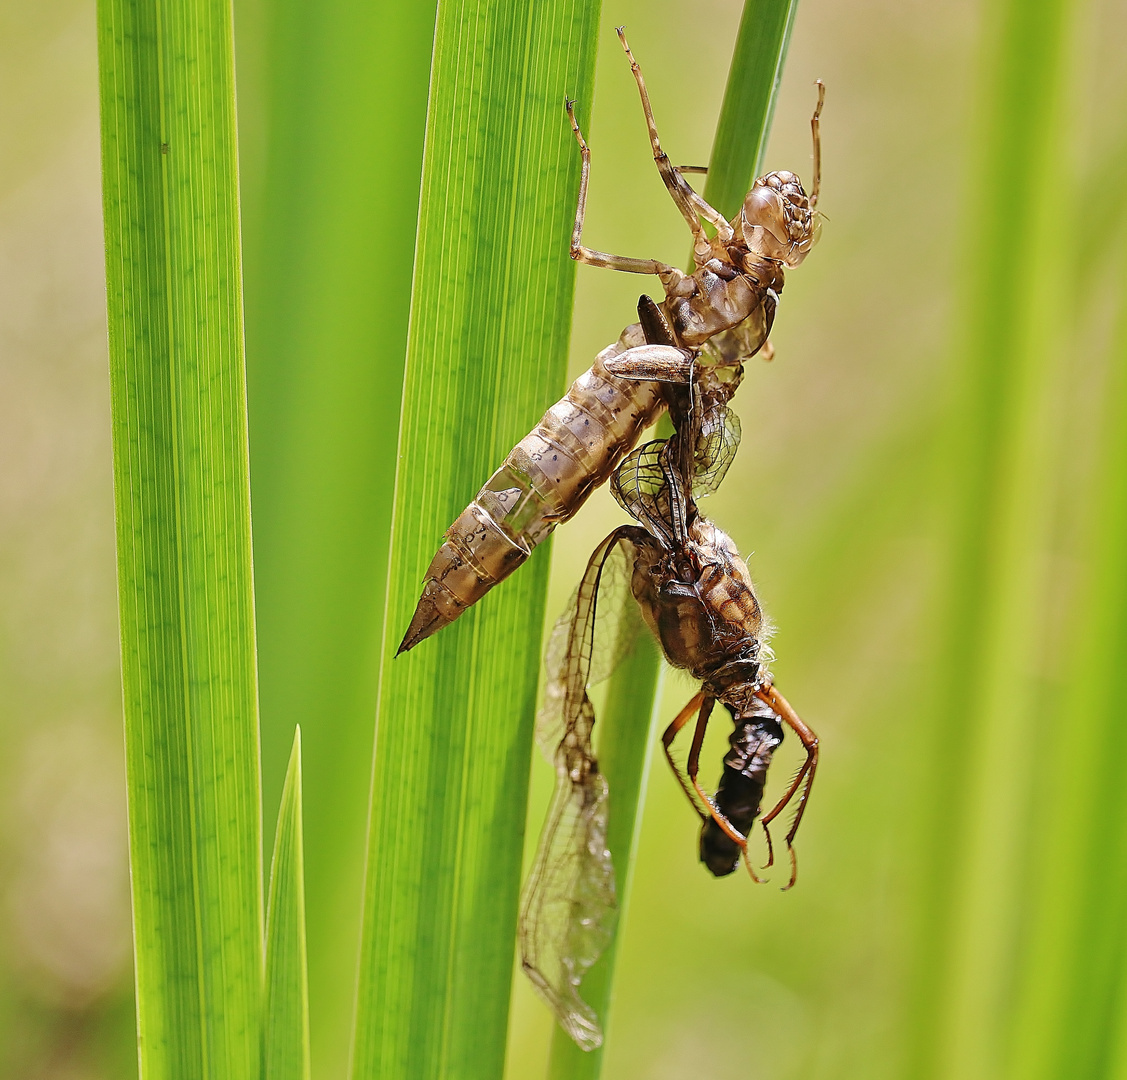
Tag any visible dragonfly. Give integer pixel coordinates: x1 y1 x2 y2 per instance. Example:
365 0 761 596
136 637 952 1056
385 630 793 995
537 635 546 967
518 311 819 1050
397 29 824 655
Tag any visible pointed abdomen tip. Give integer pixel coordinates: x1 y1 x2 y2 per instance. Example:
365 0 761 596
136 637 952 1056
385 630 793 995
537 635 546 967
396 580 466 656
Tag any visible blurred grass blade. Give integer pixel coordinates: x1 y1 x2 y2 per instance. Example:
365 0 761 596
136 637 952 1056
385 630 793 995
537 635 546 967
1003 126 1127 1080
1090 289 1127 1080
350 4 601 1079
548 6 801 1074
904 0 1078 1077
264 728 310 1080
704 0 800 219
233 3 438 1075
97 0 263 1076
1015 272 1127 1080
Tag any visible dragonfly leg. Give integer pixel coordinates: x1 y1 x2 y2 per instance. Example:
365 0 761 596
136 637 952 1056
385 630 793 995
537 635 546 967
565 98 688 291
615 29 732 251
754 679 819 889
686 189 733 240
661 690 709 821
684 697 768 884
810 80 826 210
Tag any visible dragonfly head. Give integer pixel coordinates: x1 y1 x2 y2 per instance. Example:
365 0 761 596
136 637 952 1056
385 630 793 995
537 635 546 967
731 171 819 269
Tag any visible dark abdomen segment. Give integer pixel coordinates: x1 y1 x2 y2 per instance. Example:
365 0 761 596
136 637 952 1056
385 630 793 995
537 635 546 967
399 326 664 654
700 708 784 877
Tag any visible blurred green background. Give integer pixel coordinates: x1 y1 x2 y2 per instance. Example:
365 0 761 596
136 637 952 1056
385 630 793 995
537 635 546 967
4 0 1127 1077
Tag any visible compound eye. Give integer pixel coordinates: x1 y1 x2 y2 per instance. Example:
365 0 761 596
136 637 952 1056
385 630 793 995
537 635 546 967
782 211 823 268
742 183 783 225
737 185 790 260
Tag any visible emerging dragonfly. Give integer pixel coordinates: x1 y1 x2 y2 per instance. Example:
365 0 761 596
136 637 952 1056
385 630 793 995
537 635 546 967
519 306 819 1050
398 30 824 654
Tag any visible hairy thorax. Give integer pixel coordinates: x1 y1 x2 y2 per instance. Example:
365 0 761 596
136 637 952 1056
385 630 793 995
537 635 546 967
630 517 764 683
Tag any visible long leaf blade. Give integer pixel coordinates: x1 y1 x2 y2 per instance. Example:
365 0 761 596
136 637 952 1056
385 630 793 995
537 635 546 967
97 0 263 1075
350 4 602 1078
234 2 439 1074
903 0 1079 1076
264 728 310 1080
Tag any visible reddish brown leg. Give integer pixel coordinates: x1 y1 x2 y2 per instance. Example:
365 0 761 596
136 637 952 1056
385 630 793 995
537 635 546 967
665 690 772 884
754 679 819 890
684 697 767 884
662 691 708 822
685 693 712 782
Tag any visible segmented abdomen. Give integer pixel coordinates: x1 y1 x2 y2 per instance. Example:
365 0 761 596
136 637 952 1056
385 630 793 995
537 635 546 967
398 325 664 654
700 709 783 877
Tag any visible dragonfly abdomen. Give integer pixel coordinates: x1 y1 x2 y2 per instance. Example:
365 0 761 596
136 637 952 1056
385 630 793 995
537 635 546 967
700 709 783 877
398 330 665 654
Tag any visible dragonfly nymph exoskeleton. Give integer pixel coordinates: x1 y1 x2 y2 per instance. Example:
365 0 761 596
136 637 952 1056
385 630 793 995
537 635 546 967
397 30 824 654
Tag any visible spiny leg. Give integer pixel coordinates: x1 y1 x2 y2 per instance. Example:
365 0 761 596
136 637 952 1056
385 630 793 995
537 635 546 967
662 690 709 821
668 167 734 238
684 697 767 884
685 696 731 831
615 29 729 259
684 694 712 791
810 80 825 209
659 437 693 551
564 98 688 290
686 189 734 241
754 679 819 889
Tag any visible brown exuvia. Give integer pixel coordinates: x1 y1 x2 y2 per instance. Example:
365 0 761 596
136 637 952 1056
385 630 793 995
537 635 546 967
397 29 823 655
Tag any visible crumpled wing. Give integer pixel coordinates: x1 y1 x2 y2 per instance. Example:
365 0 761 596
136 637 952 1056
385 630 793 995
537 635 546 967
692 404 741 496
610 438 675 550
610 406 741 540
520 527 642 1051
608 405 739 527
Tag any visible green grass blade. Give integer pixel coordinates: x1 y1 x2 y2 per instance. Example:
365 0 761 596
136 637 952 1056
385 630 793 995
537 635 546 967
1022 283 1127 1080
902 0 1079 1077
546 7 801 1074
703 0 800 219
349 4 602 1078
1091 298 1127 1080
264 728 310 1080
1000 118 1127 1080
96 0 263 1076
233 2 438 1075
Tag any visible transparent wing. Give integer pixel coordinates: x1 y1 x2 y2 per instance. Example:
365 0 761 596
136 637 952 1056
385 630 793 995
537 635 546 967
521 527 642 1051
610 403 740 539
537 534 644 758
692 405 741 496
610 438 675 547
